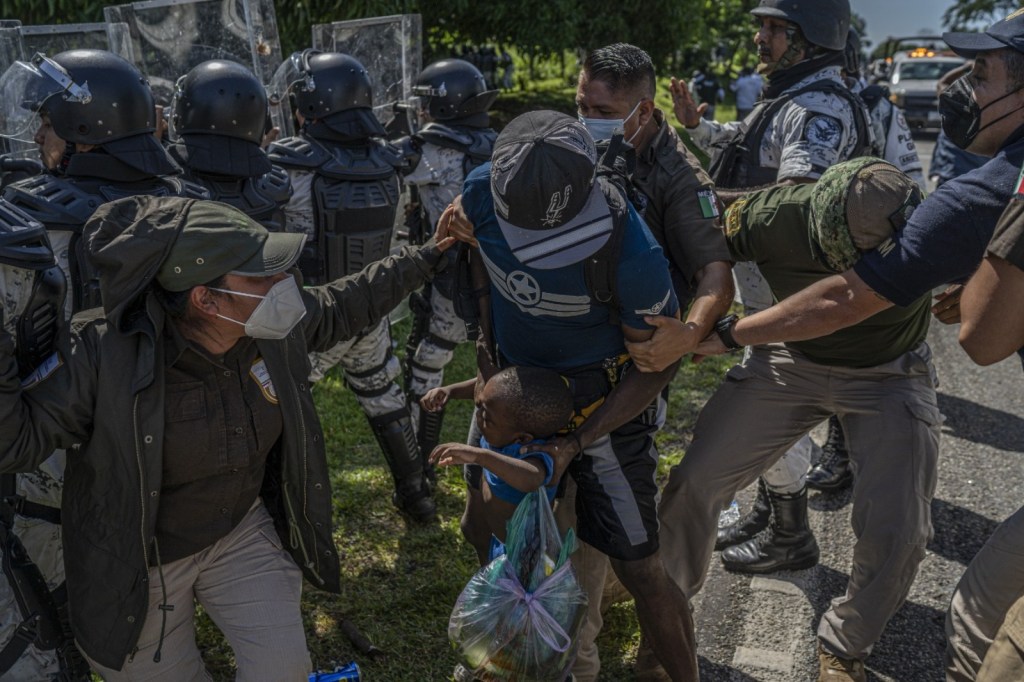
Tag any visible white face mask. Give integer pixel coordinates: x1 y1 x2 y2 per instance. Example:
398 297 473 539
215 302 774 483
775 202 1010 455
210 275 306 340
578 99 643 143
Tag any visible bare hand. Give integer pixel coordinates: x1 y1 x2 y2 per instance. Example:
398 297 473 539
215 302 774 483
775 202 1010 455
932 284 963 325
694 331 729 357
429 442 482 467
520 435 580 484
261 126 281 149
420 387 450 412
669 77 707 129
444 194 478 247
625 315 701 372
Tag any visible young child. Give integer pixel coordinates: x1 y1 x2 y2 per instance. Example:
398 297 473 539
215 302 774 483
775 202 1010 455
423 366 573 543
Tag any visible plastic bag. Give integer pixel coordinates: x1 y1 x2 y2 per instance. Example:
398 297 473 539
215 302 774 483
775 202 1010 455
449 489 588 681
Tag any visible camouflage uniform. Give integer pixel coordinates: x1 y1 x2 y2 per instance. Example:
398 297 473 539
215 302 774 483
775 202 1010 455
0 265 61 678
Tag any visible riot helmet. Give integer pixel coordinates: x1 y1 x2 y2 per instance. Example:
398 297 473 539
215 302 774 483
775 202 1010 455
751 0 850 52
271 50 383 141
413 59 498 122
171 60 268 143
0 50 176 175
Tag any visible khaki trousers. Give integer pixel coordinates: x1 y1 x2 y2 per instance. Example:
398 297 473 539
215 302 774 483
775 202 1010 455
946 504 1024 681
85 500 310 681
659 343 941 660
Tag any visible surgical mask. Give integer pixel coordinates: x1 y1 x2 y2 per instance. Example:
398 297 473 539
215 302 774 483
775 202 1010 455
579 100 643 143
210 275 306 340
940 75 1024 150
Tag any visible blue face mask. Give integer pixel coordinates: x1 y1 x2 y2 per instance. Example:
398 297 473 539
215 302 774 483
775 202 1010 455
578 100 643 143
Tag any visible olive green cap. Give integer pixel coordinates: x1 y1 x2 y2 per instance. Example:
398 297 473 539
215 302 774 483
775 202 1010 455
810 157 923 272
156 200 305 292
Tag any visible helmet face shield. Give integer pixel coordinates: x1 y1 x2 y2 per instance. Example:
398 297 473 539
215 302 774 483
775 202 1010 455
0 54 90 147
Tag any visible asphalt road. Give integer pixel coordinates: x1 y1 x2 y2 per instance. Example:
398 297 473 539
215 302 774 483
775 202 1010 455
692 132 1024 681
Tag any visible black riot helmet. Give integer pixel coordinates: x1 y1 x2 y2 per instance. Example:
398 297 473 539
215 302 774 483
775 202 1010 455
293 50 373 120
413 59 499 122
171 60 269 143
33 49 158 145
751 0 850 52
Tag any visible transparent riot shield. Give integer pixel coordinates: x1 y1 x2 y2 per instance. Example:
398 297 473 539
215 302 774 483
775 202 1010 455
311 14 422 128
104 0 288 134
0 21 132 161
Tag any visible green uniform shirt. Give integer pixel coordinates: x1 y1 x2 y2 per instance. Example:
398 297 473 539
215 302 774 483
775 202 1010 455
725 183 930 367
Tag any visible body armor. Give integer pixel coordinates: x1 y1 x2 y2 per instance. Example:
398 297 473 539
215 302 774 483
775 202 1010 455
269 134 402 284
3 172 206 312
169 145 291 231
708 79 872 189
417 123 497 177
0 202 65 378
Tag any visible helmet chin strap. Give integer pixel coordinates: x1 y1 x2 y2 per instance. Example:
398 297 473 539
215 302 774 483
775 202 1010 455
56 140 75 176
758 26 809 76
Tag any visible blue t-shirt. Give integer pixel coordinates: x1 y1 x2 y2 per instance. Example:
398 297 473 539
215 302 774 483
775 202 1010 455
479 436 557 504
463 163 679 371
854 132 1024 307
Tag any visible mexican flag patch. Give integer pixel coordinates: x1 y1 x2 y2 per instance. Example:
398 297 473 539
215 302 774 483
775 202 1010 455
697 188 720 219
1015 161 1024 196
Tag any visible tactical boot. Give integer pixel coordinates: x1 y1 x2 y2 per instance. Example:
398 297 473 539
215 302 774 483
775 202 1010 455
818 643 867 682
415 400 446 484
716 478 771 550
806 415 853 492
721 487 819 573
368 409 436 523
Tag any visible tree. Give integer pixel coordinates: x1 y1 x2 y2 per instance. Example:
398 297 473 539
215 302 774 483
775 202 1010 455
943 0 1021 31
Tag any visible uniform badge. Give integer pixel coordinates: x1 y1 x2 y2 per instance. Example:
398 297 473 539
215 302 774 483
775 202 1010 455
249 358 278 404
696 188 720 219
1015 159 1024 197
804 115 843 150
724 199 748 238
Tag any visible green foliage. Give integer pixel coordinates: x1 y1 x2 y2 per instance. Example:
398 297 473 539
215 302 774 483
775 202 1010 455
943 0 1022 31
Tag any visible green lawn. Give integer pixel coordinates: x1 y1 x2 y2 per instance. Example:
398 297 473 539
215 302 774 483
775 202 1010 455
192 80 739 679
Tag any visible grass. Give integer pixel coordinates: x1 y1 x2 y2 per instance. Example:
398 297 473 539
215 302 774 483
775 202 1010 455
190 80 740 679
192 314 735 680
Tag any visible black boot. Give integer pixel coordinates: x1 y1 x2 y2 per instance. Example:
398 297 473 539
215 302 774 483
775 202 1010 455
415 400 446 484
806 415 853 492
715 478 771 551
720 486 819 573
368 409 436 523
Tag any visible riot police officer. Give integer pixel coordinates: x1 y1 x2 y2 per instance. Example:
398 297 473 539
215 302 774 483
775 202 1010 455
1 49 208 315
268 51 435 522
403 58 497 463
0 205 85 680
669 0 872 577
167 59 291 230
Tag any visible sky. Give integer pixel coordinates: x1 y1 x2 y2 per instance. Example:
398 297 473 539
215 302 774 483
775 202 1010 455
853 0 968 50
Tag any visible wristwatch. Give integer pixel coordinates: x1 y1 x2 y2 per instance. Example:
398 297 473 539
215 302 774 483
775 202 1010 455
714 314 742 350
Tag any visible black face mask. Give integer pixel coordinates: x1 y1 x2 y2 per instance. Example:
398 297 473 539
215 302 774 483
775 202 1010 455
940 74 1024 150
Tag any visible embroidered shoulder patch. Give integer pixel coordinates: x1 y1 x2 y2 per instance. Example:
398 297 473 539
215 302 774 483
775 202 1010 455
696 188 720 219
804 114 843 150
1014 159 1024 197
20 352 62 389
724 199 748 238
249 358 279 405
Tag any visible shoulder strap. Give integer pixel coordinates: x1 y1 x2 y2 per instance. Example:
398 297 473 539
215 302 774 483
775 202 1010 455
585 137 633 326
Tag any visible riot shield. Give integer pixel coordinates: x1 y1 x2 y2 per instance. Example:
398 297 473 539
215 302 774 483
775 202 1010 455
0 21 132 162
104 0 289 135
311 14 422 128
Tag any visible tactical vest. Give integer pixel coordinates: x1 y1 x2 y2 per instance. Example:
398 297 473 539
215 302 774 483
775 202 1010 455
418 123 497 177
708 79 873 189
2 174 207 312
179 166 292 232
270 134 404 285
